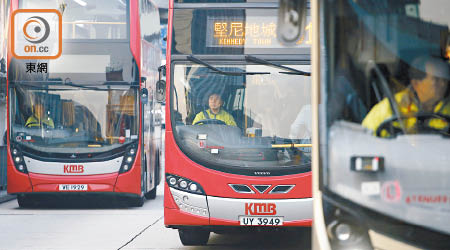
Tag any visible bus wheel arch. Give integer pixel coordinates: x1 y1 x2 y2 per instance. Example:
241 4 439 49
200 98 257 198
17 194 38 208
178 227 210 246
129 155 146 207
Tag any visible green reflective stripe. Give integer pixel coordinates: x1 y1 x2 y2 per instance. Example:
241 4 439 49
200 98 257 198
193 109 237 126
25 122 40 127
25 116 39 127
25 116 55 128
363 89 450 136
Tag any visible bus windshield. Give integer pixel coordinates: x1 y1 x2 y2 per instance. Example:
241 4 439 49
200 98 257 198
8 41 137 84
9 84 139 156
20 0 128 40
172 63 311 175
323 0 450 236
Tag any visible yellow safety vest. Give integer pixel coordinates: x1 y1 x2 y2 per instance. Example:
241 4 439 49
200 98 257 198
192 109 237 126
25 115 55 129
362 88 450 137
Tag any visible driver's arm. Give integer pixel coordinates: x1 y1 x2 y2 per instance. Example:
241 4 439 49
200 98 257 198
223 113 237 126
192 112 205 125
362 98 392 134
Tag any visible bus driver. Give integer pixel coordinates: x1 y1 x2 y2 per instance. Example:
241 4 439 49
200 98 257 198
192 93 237 126
25 102 55 129
362 56 450 137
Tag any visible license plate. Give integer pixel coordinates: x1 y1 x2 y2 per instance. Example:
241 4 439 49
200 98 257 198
59 184 88 191
239 216 284 226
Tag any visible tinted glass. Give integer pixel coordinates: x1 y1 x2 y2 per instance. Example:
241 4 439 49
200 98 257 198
322 0 450 237
20 0 128 40
8 42 137 84
172 63 311 175
9 84 138 157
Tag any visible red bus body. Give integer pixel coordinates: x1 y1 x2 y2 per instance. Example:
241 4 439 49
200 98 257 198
164 0 312 243
6 0 162 206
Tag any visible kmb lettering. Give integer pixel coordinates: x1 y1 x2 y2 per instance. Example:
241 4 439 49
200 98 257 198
245 203 277 215
64 165 84 173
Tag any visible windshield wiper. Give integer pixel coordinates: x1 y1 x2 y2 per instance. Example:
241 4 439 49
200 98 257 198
61 81 102 91
103 81 139 87
245 55 311 76
10 80 103 91
187 55 270 76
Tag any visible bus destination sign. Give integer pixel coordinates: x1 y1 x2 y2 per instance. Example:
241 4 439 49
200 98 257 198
206 16 311 48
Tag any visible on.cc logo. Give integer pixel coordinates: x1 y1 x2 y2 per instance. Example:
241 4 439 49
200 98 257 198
23 16 50 44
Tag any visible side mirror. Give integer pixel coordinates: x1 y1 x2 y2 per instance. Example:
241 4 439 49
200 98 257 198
158 65 166 78
277 0 308 46
141 88 149 104
0 58 6 74
155 80 166 103
140 76 147 83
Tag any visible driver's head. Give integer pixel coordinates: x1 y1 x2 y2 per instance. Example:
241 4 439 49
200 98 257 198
34 102 45 119
410 56 450 106
208 93 223 113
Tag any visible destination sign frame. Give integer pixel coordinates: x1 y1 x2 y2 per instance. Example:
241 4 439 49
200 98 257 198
206 15 311 49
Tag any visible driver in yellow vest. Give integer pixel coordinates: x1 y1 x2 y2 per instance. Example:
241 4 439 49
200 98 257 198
362 56 450 137
193 93 237 126
25 102 55 129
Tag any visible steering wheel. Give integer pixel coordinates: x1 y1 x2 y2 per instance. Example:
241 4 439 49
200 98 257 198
193 119 227 125
375 113 450 137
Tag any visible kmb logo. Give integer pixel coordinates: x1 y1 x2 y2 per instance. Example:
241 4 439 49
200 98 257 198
64 165 84 174
245 203 277 215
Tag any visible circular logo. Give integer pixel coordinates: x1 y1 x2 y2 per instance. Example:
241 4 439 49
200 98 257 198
23 16 50 44
381 181 402 202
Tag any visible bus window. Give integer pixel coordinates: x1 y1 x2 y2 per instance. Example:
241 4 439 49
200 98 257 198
316 1 450 249
172 63 312 170
20 0 128 40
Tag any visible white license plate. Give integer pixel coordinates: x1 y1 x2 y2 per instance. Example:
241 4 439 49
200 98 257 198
239 216 284 226
59 184 88 191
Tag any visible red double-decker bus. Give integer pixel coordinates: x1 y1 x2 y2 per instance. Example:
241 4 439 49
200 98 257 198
164 0 312 245
6 0 163 207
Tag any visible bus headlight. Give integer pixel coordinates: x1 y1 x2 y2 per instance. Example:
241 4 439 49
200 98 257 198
189 183 198 192
335 223 352 241
14 156 22 163
126 156 133 163
10 146 28 174
119 144 138 173
179 180 188 189
166 174 205 195
168 177 177 185
327 218 372 250
17 165 25 172
324 198 373 250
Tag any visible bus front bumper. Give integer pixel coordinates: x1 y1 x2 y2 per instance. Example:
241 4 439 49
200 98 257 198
166 187 312 228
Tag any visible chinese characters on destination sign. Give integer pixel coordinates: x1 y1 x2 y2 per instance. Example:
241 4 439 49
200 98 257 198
207 17 311 48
